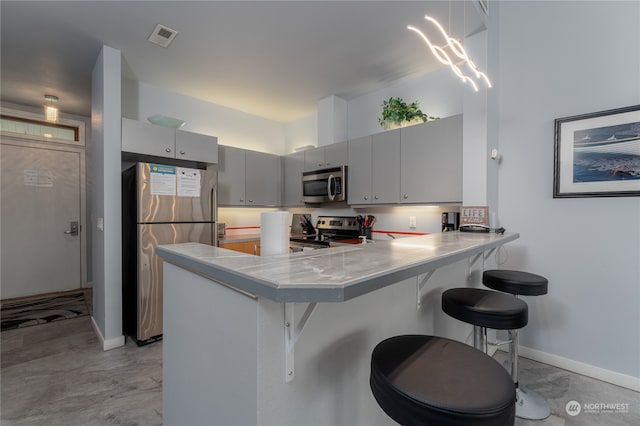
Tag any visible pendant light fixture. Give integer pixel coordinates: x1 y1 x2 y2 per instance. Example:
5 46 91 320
408 9 491 92
44 94 59 122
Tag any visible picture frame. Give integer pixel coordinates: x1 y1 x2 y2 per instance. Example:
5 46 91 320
553 105 640 198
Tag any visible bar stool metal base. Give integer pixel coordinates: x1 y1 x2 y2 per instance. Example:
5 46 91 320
516 387 551 420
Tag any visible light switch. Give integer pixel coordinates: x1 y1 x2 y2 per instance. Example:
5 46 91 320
97 217 104 231
409 216 417 228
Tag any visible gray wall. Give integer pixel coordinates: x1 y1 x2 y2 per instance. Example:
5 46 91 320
492 1 639 380
91 45 124 347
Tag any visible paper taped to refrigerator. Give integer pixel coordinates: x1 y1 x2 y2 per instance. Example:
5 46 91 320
177 168 201 197
150 164 176 196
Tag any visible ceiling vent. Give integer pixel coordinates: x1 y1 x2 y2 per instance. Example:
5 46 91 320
147 24 178 48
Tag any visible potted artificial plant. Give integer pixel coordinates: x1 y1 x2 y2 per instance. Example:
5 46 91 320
378 97 438 129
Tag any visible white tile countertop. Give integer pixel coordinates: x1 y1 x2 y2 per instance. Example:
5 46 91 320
156 231 519 303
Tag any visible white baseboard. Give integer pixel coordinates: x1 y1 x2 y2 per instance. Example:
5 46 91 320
90 316 125 351
499 345 640 392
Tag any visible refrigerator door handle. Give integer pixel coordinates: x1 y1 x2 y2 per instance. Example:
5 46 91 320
212 186 218 247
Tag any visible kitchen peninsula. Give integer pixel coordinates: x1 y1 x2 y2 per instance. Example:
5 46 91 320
157 231 519 426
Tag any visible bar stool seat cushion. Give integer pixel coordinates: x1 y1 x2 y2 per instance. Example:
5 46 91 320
370 335 515 426
483 270 548 296
442 288 528 330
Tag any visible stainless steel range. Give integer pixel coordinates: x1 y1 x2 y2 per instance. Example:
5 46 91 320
315 216 361 241
289 216 363 251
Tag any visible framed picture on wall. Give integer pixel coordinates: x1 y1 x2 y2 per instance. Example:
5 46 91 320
554 105 640 198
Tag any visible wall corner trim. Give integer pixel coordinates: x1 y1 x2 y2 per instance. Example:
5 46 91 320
91 316 126 351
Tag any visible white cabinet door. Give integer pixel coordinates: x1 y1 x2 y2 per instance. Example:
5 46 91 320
246 151 280 206
371 128 400 204
304 147 325 171
176 129 218 163
401 115 462 204
303 142 348 171
122 117 174 158
218 146 246 206
324 141 348 168
347 136 372 204
283 151 305 206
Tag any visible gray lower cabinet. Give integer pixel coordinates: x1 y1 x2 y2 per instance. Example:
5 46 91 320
303 141 348 171
282 151 305 206
218 145 280 207
348 129 400 205
122 118 218 163
400 115 462 204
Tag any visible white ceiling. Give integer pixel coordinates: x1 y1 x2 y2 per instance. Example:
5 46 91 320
1 1 485 123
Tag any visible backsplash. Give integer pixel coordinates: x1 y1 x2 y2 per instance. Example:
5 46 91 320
219 205 455 240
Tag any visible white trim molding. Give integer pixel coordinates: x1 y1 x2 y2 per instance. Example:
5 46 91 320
501 345 640 392
91 316 125 351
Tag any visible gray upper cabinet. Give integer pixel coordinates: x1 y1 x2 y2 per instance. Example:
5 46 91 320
400 115 463 204
122 118 174 158
348 129 400 205
282 151 305 206
245 150 280 206
303 141 348 171
347 136 373 204
175 129 218 163
371 128 401 204
218 145 280 207
217 146 246 206
122 118 218 163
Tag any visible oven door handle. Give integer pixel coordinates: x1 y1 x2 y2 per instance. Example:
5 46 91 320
327 174 336 201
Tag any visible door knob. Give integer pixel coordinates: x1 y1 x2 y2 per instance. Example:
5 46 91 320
64 221 79 236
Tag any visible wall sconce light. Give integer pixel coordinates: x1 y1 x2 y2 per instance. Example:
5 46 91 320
44 94 59 122
408 14 491 92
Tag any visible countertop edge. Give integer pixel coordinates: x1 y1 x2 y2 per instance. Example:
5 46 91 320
156 232 520 303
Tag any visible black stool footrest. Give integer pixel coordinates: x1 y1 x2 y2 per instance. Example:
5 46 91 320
442 288 528 330
483 270 548 296
371 335 515 426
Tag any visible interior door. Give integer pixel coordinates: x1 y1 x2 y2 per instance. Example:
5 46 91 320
1 141 82 299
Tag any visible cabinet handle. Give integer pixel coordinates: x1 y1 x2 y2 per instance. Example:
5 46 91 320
240 199 244 202
179 150 185 155
248 200 253 203
364 196 368 200
165 148 172 153
318 163 323 167
403 194 408 199
374 195 379 200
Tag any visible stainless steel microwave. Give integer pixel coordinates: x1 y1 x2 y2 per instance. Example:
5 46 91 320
302 166 347 203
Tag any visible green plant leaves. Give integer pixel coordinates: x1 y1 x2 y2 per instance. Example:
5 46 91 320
378 97 438 128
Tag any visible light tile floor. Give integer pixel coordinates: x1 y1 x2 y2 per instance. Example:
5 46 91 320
1 317 162 426
1 317 638 425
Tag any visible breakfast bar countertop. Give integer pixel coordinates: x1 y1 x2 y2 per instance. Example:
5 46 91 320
156 231 519 303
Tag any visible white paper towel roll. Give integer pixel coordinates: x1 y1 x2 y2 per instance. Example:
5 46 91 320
260 212 290 256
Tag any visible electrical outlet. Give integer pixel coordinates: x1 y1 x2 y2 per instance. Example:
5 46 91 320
409 216 417 228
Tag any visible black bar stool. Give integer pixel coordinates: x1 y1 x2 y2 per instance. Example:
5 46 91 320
370 335 516 426
483 269 550 420
441 288 529 353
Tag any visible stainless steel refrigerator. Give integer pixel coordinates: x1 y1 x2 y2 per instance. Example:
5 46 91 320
122 162 217 345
